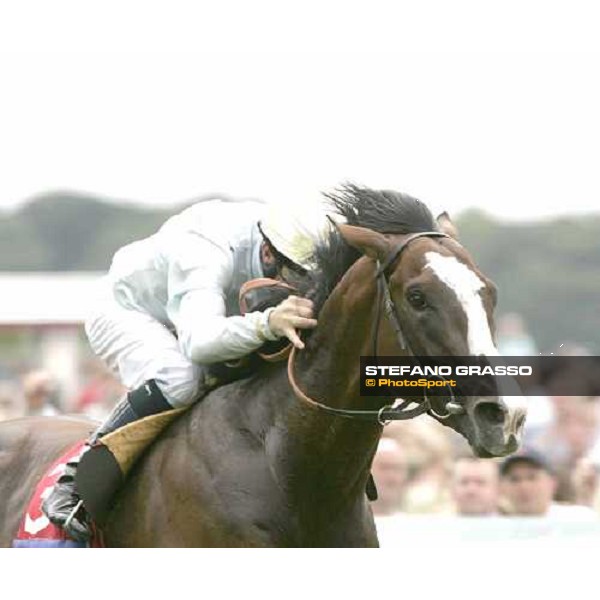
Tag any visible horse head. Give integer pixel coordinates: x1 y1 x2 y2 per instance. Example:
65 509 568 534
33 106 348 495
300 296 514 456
334 211 526 458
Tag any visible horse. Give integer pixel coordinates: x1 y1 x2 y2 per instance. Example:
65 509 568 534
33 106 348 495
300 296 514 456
0 187 526 547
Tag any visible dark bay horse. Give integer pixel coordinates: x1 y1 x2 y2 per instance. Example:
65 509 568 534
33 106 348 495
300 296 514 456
0 188 526 547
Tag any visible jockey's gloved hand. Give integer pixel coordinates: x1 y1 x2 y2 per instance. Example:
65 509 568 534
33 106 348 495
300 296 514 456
267 295 317 350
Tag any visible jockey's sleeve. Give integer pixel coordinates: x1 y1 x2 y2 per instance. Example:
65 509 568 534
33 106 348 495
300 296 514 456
165 233 279 364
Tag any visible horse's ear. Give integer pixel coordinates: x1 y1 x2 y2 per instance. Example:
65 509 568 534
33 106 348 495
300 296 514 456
335 222 390 261
436 211 459 240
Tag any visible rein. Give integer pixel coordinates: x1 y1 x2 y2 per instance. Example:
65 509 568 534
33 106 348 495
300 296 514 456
287 346 430 423
286 230 464 426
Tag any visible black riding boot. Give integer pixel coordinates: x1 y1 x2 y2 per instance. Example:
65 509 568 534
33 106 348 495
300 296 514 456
42 379 172 542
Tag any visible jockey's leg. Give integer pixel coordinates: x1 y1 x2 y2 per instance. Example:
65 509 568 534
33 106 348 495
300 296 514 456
42 295 205 542
42 378 176 541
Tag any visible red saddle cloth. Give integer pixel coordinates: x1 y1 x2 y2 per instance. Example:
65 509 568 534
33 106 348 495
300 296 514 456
12 441 104 548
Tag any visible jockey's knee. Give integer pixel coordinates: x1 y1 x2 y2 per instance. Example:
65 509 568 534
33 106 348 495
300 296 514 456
153 363 205 409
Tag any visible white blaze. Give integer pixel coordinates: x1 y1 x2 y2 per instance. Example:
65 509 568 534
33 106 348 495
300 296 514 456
424 251 498 356
424 251 526 413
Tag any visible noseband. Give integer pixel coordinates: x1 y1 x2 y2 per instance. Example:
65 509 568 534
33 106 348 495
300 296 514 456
287 230 463 425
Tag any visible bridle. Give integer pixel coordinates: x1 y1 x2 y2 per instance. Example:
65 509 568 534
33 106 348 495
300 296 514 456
287 230 464 426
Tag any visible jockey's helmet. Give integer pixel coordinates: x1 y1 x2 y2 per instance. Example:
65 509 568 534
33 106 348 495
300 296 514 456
258 202 332 271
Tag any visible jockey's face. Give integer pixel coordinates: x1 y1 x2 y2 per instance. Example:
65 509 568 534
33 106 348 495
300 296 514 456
260 241 279 279
260 240 307 285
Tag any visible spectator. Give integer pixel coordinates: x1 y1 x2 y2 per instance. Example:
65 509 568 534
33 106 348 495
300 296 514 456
21 370 61 417
392 419 454 514
571 457 600 510
451 457 500 516
524 396 600 501
499 450 596 519
571 435 600 514
371 437 409 517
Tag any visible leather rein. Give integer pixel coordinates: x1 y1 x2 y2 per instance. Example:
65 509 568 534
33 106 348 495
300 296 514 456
286 230 463 426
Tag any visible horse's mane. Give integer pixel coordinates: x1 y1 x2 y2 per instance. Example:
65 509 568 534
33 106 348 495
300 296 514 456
303 184 437 317
209 184 437 385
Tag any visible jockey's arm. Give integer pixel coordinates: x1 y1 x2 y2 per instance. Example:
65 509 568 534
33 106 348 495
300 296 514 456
166 233 282 364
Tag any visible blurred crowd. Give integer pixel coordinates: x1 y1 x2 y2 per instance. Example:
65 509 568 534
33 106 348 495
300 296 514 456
371 416 600 521
0 359 124 423
1 311 599 535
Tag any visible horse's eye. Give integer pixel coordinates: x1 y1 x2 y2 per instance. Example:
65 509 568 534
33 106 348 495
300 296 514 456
406 289 428 310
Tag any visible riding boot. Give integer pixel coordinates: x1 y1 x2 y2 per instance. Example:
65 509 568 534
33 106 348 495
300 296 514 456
42 379 172 542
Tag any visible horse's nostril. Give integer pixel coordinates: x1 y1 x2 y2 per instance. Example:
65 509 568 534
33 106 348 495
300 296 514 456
515 412 526 432
475 402 506 425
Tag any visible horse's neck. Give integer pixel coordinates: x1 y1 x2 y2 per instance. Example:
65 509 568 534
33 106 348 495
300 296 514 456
273 259 383 512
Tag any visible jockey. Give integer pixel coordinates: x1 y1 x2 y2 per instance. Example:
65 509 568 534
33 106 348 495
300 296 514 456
42 196 331 542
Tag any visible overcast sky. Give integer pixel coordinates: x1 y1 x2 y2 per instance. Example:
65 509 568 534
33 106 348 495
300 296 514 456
1 51 599 221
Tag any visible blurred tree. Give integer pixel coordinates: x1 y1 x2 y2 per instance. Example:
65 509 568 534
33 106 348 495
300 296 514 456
458 211 600 352
0 191 181 271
